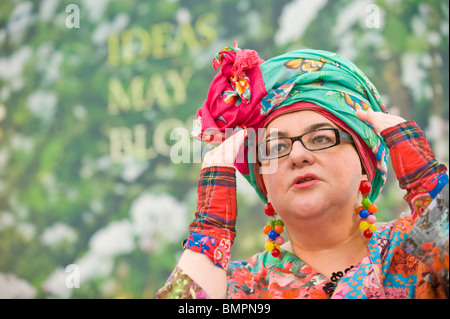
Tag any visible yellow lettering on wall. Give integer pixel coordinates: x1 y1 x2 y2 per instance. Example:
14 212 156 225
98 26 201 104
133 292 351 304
109 126 134 163
109 125 158 163
108 67 193 114
153 118 185 157
106 12 218 66
108 76 145 115
134 124 155 161
195 13 218 45
109 115 199 163
166 68 193 104
145 74 171 109
108 34 120 67
170 22 199 55
121 27 152 65
151 22 175 59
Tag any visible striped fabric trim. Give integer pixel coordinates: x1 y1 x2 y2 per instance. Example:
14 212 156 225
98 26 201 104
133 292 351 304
198 166 236 188
382 120 425 149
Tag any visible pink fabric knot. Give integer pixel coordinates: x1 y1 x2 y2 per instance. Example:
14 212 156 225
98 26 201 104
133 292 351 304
232 49 263 79
212 47 238 77
209 42 265 105
212 41 263 78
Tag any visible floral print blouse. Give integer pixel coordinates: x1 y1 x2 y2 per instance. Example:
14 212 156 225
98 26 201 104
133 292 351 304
157 121 449 299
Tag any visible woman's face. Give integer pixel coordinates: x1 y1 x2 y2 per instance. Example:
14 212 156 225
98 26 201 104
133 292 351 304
260 110 364 225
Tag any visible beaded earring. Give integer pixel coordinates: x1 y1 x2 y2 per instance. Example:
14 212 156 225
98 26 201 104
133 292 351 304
262 202 285 257
356 180 377 238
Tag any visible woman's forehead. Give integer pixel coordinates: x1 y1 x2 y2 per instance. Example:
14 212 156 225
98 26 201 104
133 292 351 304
265 110 338 136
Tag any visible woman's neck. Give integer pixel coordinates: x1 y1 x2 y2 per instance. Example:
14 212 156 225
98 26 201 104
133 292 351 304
281 215 369 278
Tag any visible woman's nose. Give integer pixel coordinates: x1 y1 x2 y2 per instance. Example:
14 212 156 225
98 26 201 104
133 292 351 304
288 140 315 167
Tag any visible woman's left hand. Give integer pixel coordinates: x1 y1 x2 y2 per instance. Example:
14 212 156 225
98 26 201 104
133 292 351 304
356 108 407 134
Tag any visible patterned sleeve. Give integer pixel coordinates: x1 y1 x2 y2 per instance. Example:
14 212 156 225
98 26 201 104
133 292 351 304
401 184 449 294
156 265 210 299
184 166 237 270
381 120 448 220
382 121 448 294
157 166 237 298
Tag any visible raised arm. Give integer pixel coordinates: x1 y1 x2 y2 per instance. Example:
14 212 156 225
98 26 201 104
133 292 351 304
357 109 448 218
157 130 246 299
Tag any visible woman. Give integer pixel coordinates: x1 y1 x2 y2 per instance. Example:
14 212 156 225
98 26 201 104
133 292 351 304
157 43 448 299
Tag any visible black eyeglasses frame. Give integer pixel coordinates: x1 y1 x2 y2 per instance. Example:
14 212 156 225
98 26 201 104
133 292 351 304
258 128 354 161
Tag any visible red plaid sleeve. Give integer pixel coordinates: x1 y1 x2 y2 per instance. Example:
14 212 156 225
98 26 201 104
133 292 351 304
184 166 237 270
381 121 447 220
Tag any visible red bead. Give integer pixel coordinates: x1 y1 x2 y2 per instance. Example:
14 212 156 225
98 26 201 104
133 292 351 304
359 181 372 195
271 248 281 257
264 202 275 217
363 229 373 238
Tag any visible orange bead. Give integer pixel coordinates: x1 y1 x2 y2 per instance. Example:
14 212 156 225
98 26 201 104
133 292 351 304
263 225 272 235
274 225 284 234
356 206 365 214
368 204 378 214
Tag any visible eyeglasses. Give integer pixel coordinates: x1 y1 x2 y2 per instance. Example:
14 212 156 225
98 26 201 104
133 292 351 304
258 128 353 161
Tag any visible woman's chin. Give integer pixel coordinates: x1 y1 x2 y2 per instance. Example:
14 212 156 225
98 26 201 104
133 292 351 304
284 198 327 221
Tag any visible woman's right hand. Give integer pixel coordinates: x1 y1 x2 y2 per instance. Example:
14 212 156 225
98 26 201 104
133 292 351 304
202 129 247 169
356 108 406 134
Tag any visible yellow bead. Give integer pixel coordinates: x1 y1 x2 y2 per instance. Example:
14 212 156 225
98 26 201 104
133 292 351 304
369 223 376 232
359 221 370 230
265 241 275 251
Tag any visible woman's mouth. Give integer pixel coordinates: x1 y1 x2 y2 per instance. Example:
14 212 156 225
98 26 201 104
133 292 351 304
291 174 320 189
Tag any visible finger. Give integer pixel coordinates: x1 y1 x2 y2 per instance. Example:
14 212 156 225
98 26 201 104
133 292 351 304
223 130 247 164
357 108 407 133
356 109 369 122
356 109 377 131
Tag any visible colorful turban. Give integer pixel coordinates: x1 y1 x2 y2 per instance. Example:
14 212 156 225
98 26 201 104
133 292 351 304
192 42 389 203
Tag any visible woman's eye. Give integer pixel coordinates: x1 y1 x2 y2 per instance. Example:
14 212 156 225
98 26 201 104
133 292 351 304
313 136 329 143
269 142 288 154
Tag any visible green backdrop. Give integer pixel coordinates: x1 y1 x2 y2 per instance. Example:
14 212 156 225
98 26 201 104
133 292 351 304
0 0 448 298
